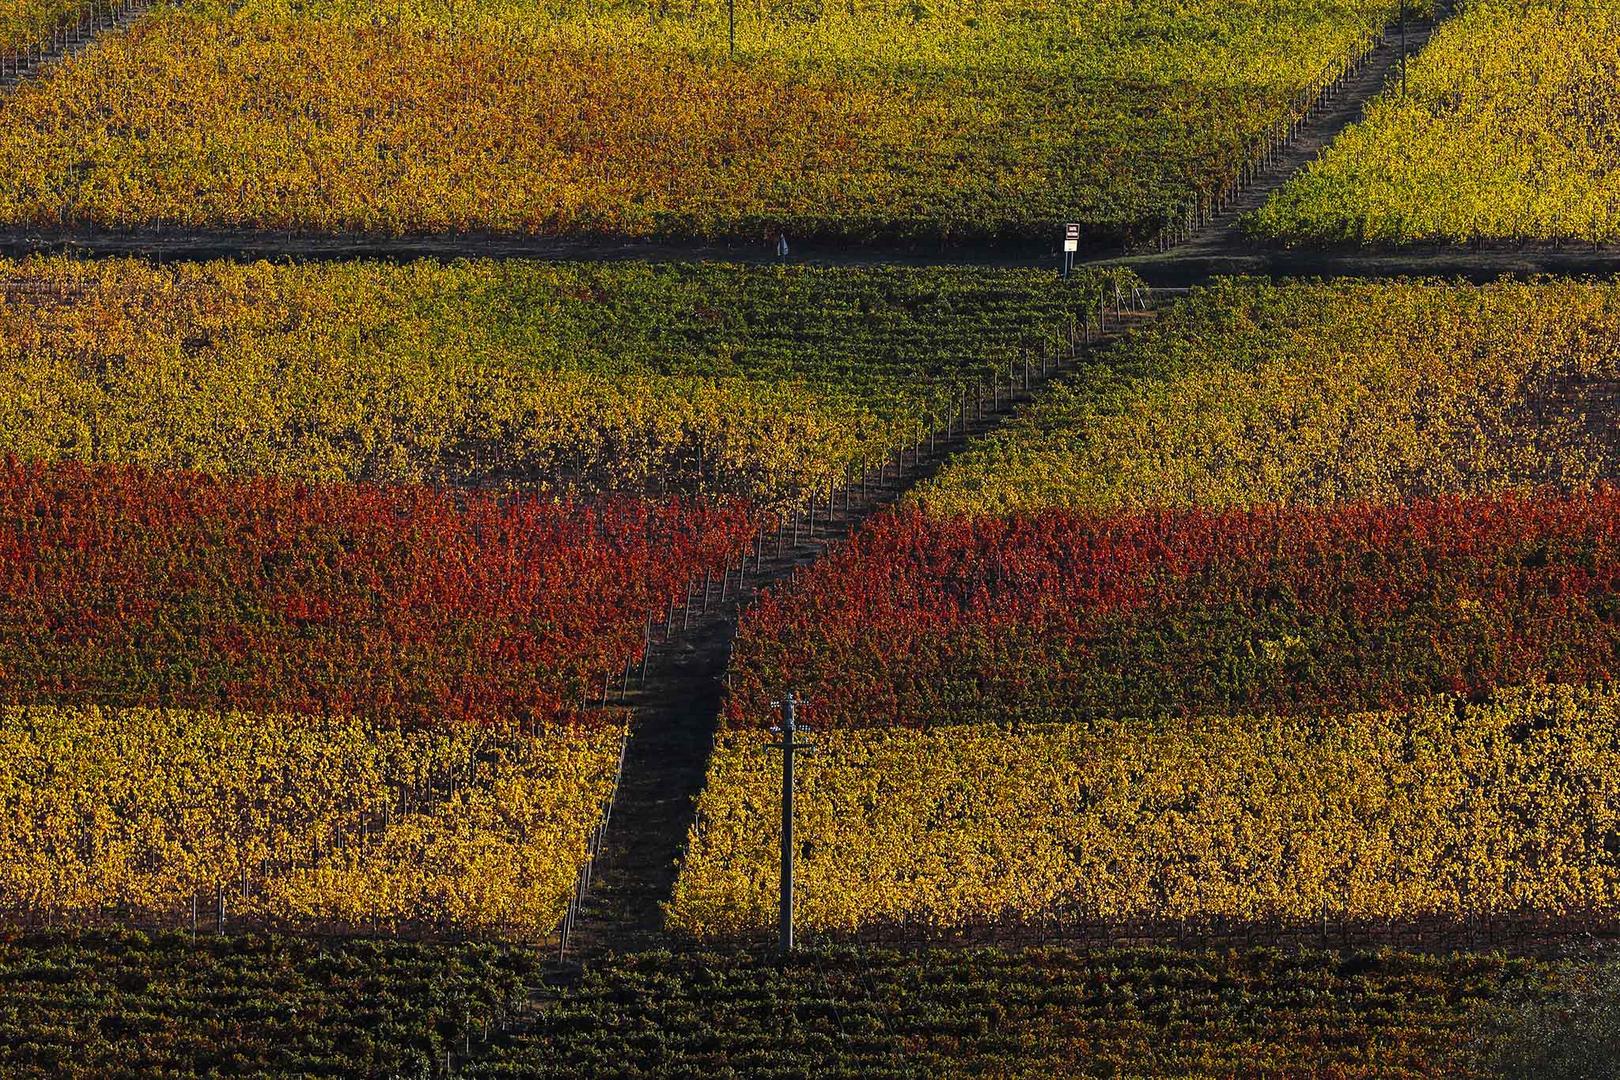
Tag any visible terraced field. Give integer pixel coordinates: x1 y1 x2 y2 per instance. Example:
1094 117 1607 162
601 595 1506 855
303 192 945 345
0 0 1614 1068
921 278 1620 514
0 257 1117 505
1252 0 1620 245
672 280 1620 969
0 0 1410 246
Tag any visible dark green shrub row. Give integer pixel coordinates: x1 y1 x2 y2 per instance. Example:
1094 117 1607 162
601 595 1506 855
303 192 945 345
2 933 1569 1078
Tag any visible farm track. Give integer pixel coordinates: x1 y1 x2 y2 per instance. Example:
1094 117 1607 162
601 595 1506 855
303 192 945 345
2 0 1617 283
557 305 1160 965
0 0 149 91
1122 244 1620 288
6 223 1614 284
1154 6 1449 259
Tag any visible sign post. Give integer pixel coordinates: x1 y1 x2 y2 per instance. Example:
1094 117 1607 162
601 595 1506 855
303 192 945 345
1062 223 1080 278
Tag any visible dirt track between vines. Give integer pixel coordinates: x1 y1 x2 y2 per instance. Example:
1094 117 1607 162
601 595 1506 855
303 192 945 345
3 1 1616 283
560 306 1157 960
9 0 1620 970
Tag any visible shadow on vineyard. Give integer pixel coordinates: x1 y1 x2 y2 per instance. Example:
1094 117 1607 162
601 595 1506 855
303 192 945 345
3 0 1620 1072
1484 953 1620 1079
561 292 1157 960
3 932 1597 1078
714 912 1620 956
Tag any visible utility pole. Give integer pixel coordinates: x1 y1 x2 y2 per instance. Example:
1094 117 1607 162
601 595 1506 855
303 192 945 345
769 690 813 954
729 0 735 57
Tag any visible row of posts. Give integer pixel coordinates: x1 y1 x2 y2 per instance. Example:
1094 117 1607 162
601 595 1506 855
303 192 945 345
554 727 629 959
554 289 1148 957
0 0 139 83
1152 24 1389 251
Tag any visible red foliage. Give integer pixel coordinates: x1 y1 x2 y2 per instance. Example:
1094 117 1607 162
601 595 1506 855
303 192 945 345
728 491 1620 728
0 458 754 728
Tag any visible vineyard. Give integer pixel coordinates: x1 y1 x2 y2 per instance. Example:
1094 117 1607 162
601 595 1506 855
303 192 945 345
0 457 753 939
0 0 1615 1065
1 0 84 50
0 707 623 936
0 931 537 1076
0 933 1555 1077
716 491 1620 729
1250 0 1620 245
672 491 1620 938
676 683 1620 939
922 277 1620 514
2 268 1613 1070
0 257 1115 505
0 0 1412 245
0 458 751 723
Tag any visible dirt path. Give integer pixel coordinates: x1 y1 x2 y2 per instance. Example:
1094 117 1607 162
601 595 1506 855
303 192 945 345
11 0 1615 283
1119 244 1620 287
558 304 1158 960
8 223 1617 282
1 0 148 91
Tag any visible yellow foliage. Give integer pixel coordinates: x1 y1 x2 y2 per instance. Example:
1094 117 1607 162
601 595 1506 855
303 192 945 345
669 684 1620 937
0 705 623 937
267 730 624 937
0 255 1079 506
1253 0 1620 244
0 0 1409 243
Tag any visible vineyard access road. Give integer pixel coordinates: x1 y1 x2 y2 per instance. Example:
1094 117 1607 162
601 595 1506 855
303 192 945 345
5 0 1618 283
559 302 1159 962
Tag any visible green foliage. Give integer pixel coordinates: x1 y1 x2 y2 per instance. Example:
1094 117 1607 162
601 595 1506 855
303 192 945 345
467 947 1519 1078
0 936 1524 1077
1484 955 1620 1079
0 931 538 1078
